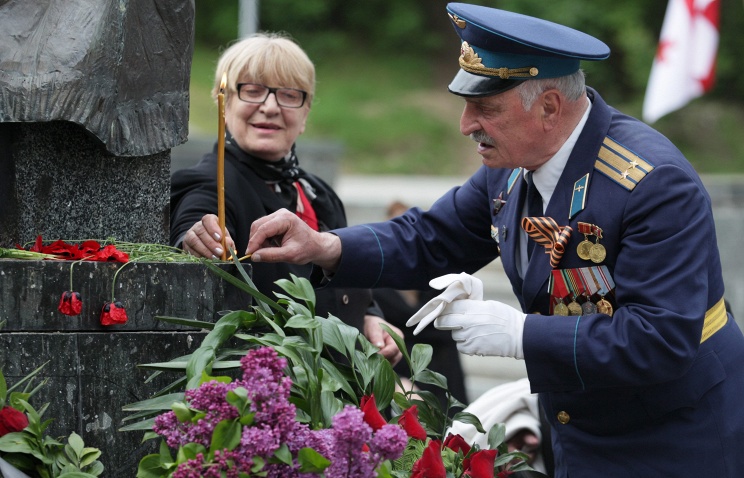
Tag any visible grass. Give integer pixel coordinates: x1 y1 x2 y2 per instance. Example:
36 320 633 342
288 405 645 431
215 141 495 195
187 45 744 176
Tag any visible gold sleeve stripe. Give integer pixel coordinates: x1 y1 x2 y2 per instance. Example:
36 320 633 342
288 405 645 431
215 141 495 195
701 297 728 343
594 137 654 191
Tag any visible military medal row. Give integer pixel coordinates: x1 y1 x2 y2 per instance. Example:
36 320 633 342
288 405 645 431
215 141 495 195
549 265 615 317
577 221 606 263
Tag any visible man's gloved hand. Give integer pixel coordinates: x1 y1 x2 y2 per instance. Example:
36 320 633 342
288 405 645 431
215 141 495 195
434 299 527 359
406 273 484 335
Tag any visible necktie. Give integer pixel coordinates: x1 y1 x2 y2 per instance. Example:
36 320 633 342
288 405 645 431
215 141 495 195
525 172 543 258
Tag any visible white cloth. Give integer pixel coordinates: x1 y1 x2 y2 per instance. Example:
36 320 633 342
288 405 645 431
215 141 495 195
448 378 546 474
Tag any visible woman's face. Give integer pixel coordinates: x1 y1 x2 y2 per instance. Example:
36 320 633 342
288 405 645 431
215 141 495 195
225 80 310 162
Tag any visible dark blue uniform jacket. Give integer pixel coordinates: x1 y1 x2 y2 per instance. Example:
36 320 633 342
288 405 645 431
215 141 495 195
324 88 744 477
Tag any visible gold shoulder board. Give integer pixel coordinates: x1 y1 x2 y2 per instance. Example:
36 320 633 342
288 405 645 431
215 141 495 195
594 137 654 191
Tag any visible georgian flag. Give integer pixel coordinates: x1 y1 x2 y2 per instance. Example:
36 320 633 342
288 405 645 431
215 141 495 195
642 0 720 123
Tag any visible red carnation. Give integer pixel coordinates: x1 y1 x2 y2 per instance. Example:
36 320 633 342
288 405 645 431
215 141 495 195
411 439 446 478
398 404 427 441
58 291 83 316
360 394 388 431
94 244 129 263
463 449 498 478
0 406 29 436
100 301 128 326
444 433 472 455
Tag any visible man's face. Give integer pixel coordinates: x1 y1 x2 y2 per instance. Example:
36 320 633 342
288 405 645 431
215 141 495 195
459 87 548 171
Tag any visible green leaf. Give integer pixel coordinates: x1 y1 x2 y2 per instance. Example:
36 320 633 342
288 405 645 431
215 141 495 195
272 443 293 465
185 345 215 389
8 391 31 410
118 417 157 432
200 310 246 349
171 402 195 423
203 258 284 316
122 393 185 412
0 368 6 406
297 447 330 473
84 460 105 476
80 448 102 467
371 358 396 408
412 369 448 389
226 387 251 416
276 274 316 304
410 343 434 376
319 358 357 399
176 443 207 464
451 411 486 434
136 454 167 478
380 323 411 366
320 390 344 426
0 432 35 454
57 472 100 478
284 314 321 330
487 422 506 449
68 432 85 456
209 419 242 455
155 316 216 329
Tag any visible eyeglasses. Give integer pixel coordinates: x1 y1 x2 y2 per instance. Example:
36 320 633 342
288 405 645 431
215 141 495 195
236 83 308 108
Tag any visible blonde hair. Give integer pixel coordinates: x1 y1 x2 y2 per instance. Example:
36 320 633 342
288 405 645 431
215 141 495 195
213 32 315 106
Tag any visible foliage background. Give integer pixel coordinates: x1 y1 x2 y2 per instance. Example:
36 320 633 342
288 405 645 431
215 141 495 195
187 0 744 175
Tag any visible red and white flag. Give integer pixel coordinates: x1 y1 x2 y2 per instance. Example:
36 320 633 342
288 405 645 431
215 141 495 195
642 0 720 123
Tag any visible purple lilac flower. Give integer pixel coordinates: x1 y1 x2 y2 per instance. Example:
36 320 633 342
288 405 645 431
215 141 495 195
369 424 408 461
153 380 240 448
324 406 376 478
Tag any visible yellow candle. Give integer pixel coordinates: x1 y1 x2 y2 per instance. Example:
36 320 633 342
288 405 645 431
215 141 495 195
217 72 227 260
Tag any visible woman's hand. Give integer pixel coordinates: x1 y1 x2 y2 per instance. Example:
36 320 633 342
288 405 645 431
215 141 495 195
364 314 404 366
182 214 236 259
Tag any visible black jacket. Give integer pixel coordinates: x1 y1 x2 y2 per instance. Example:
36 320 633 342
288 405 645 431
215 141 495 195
170 142 378 331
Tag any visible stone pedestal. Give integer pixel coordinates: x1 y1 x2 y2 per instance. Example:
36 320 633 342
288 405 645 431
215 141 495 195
0 260 252 477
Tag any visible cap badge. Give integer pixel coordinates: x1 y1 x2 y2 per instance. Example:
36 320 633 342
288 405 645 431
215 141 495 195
459 42 539 79
448 13 466 28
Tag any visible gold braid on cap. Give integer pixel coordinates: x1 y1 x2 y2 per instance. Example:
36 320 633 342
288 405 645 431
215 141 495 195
449 13 466 28
459 42 539 79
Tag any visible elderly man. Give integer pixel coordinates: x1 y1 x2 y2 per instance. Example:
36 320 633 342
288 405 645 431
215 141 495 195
238 3 744 476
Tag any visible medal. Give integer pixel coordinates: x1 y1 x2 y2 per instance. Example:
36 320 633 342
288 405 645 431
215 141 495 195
581 299 598 315
577 240 593 260
589 225 606 264
597 297 614 316
567 298 583 316
589 242 606 263
550 270 571 316
554 301 569 316
492 192 506 214
576 223 594 260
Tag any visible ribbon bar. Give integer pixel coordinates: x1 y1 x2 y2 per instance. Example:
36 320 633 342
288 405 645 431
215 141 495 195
521 216 573 268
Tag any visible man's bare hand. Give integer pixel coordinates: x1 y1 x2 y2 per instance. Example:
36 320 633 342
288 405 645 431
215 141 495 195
247 209 342 271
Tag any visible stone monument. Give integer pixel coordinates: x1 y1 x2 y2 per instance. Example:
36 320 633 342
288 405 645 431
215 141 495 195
0 1 249 476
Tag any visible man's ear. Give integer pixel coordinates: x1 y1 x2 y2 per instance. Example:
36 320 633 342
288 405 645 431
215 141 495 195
540 90 562 131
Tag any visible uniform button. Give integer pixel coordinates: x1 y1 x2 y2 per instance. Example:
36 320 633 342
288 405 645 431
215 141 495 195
342 294 349 304
557 411 570 424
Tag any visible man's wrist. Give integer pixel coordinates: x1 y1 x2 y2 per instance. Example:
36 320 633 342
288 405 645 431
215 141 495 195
315 232 342 272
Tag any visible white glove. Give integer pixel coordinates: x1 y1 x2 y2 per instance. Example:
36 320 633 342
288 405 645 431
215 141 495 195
406 273 484 335
434 299 526 359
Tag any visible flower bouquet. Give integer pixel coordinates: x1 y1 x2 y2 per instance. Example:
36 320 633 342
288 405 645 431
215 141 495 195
123 257 545 477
